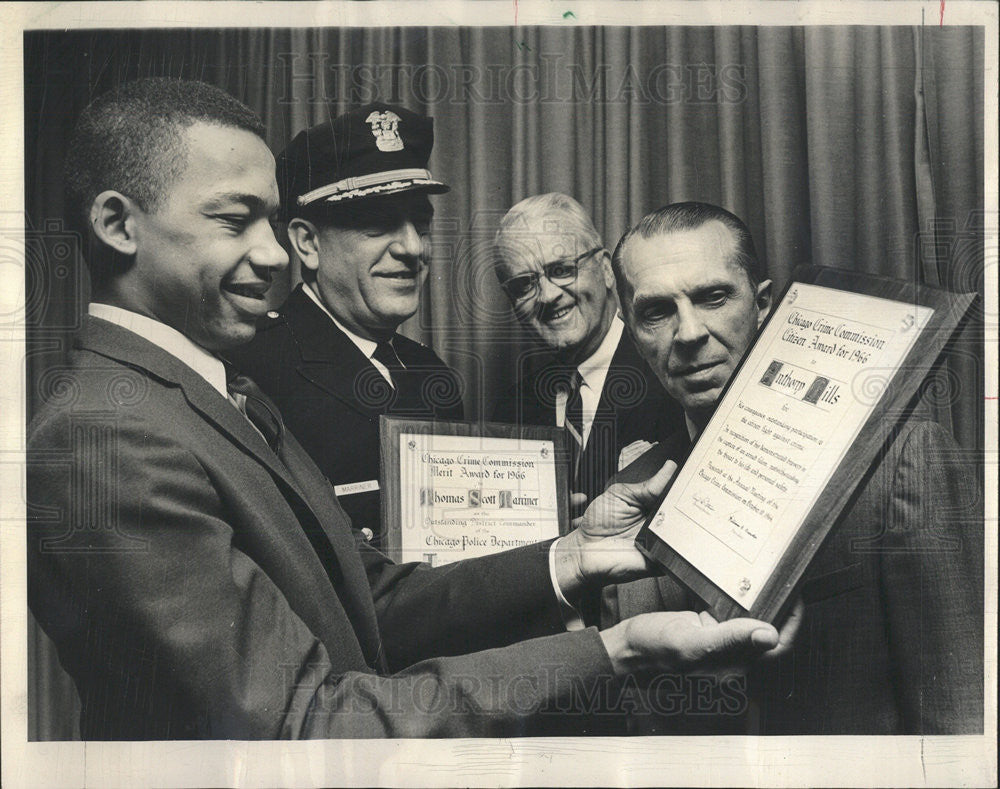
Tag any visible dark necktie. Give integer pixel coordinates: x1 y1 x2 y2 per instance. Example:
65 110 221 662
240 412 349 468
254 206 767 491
564 370 584 442
374 339 427 414
555 369 584 479
227 370 284 453
372 340 406 387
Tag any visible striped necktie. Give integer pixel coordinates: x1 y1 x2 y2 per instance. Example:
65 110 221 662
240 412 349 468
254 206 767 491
227 370 284 453
556 369 584 481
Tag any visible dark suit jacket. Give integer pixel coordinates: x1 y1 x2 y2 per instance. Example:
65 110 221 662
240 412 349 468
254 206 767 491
27 316 624 739
492 332 684 503
610 416 984 734
227 285 464 545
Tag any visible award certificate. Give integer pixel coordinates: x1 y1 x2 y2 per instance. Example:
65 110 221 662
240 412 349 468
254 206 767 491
381 418 569 566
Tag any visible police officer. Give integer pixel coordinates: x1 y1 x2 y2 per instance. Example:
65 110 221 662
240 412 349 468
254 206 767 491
229 104 463 543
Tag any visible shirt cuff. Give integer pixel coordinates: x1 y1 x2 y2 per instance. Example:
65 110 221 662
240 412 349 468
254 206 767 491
548 537 585 631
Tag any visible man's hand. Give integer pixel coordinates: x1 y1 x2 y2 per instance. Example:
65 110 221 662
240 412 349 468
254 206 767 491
552 459 677 600
569 491 588 518
766 597 804 661
664 598 805 679
599 610 783 678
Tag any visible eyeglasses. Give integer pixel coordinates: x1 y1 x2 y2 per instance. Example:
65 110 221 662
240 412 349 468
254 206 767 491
499 247 604 303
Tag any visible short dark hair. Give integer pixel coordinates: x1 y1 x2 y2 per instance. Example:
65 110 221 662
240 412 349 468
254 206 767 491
64 78 266 281
611 201 761 303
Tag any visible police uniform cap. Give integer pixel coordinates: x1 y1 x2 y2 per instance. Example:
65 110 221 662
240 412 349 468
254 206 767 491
276 103 449 220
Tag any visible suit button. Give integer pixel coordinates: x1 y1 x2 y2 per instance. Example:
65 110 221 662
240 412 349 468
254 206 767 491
360 527 374 542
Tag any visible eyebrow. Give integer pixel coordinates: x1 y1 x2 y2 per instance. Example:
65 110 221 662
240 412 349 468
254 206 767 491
630 279 737 309
689 279 739 296
202 192 278 214
630 293 672 315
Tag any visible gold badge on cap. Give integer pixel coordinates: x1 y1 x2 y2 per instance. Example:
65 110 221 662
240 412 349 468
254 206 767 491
366 110 404 152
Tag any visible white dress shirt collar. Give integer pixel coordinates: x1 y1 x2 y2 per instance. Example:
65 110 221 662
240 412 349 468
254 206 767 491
302 283 399 384
576 313 624 397
572 314 624 446
88 302 228 398
302 283 378 360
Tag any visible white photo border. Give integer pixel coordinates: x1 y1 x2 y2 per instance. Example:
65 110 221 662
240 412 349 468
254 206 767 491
2 2 996 787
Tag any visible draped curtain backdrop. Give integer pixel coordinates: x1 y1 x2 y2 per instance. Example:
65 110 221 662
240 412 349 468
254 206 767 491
24 26 985 739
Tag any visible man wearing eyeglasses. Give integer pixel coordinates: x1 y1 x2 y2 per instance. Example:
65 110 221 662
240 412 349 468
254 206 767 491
492 193 685 506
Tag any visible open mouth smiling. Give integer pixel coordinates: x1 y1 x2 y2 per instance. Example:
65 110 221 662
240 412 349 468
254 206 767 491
223 281 271 300
542 303 575 323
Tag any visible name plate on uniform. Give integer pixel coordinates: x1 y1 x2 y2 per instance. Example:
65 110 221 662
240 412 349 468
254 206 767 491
380 417 570 566
636 265 975 624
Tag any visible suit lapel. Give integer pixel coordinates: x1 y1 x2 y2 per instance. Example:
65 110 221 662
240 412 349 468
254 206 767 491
282 287 386 423
79 317 300 488
510 347 558 427
592 334 647 422
577 336 637 490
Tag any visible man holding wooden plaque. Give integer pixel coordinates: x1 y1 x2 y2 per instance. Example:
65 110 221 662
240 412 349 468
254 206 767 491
610 201 983 734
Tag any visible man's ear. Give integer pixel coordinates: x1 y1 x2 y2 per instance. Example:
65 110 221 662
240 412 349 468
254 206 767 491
600 249 615 290
617 299 639 342
755 279 773 327
90 191 139 256
287 218 321 273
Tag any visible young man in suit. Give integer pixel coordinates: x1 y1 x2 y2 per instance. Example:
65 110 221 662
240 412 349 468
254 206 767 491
492 193 685 504
610 201 983 734
27 79 792 740
228 104 463 546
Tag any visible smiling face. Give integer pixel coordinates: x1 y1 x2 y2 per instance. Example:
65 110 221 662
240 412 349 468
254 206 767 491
619 220 771 427
123 122 288 350
307 193 433 340
496 212 617 364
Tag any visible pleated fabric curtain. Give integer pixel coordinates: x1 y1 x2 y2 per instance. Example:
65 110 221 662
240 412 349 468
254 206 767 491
24 25 984 739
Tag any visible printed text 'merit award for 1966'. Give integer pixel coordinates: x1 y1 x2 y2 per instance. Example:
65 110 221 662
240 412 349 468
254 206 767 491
381 418 571 566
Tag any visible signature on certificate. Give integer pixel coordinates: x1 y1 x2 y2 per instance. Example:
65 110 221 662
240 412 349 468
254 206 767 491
692 494 715 514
